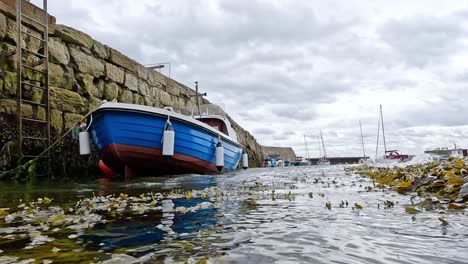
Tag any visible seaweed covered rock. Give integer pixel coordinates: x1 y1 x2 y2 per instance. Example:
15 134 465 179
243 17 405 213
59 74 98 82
347 157 468 204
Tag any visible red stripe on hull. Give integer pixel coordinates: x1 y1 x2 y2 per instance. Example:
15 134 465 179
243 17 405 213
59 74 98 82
100 143 221 177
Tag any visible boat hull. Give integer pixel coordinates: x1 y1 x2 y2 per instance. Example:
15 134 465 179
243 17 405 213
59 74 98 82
90 103 243 177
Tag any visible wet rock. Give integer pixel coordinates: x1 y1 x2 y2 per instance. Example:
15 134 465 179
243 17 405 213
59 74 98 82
55 24 94 49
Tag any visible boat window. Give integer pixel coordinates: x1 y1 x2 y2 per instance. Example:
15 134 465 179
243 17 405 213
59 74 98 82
197 118 229 135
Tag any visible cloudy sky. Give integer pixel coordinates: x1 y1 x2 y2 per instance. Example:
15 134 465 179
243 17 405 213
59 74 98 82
33 0 468 158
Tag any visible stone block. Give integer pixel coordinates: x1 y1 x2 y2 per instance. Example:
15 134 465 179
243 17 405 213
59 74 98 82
109 48 137 73
50 87 85 113
105 63 124 84
0 43 17 72
124 72 138 91
136 64 149 80
49 63 75 89
165 79 181 96
104 81 120 101
4 17 17 43
138 79 150 96
64 112 84 130
148 70 167 87
22 82 44 103
0 13 6 40
92 41 109 60
25 30 42 53
76 73 97 97
159 90 173 107
3 71 16 98
69 46 104 78
51 109 63 133
118 89 133 103
132 92 144 105
0 99 32 118
55 24 93 49
48 37 70 65
88 96 102 110
36 106 46 121
144 96 153 106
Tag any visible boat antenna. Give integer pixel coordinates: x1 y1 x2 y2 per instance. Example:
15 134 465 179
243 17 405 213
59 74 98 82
191 81 207 117
375 107 381 162
380 105 387 154
320 130 327 158
359 120 366 158
195 81 201 117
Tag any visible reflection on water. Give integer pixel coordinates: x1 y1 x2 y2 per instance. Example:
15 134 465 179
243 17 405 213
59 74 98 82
0 166 467 263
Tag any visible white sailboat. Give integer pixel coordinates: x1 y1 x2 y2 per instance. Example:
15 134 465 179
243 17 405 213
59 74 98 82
317 131 331 166
358 120 370 164
374 105 410 163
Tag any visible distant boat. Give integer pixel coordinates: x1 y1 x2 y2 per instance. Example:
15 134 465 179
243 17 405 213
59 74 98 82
374 105 411 163
425 144 468 159
88 102 245 178
317 131 331 166
358 120 370 164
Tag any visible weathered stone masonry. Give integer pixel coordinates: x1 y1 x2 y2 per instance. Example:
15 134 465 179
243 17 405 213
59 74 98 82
0 0 262 176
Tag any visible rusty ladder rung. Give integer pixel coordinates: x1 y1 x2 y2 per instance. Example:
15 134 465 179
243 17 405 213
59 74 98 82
22 64 47 74
21 47 46 58
21 81 46 90
21 117 47 124
20 30 47 42
21 99 46 107
23 136 48 141
21 14 47 27
22 155 49 159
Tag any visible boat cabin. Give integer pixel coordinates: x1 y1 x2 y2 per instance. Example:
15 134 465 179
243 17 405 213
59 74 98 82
384 150 409 160
194 104 238 142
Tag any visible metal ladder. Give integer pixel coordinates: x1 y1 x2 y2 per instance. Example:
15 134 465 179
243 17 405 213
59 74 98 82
15 0 50 169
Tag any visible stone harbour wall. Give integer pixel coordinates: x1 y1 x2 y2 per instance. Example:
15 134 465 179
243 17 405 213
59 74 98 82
0 1 262 177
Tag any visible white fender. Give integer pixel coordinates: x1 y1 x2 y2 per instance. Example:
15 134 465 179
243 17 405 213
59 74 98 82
79 131 91 156
215 141 224 172
242 151 248 169
162 122 175 156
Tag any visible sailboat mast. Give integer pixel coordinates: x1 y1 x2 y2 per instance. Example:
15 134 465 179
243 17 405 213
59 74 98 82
317 136 322 157
320 131 327 158
380 105 387 154
375 108 381 161
303 135 310 159
359 120 366 158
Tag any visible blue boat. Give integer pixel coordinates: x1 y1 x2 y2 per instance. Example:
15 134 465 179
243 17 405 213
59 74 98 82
87 102 244 178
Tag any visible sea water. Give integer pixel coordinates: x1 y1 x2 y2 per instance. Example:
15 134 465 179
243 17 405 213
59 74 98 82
0 166 466 263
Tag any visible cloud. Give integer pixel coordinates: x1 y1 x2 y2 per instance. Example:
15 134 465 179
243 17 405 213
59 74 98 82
32 0 468 156
379 14 467 67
